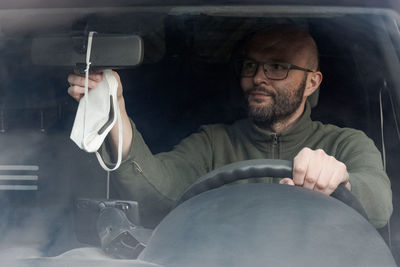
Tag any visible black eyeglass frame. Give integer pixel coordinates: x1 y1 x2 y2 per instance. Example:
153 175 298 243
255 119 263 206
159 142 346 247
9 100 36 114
235 59 315 80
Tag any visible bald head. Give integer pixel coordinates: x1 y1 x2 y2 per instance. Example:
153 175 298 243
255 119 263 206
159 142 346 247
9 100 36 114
245 25 319 70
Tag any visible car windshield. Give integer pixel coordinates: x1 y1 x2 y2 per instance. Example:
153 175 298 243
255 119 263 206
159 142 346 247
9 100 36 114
0 3 399 267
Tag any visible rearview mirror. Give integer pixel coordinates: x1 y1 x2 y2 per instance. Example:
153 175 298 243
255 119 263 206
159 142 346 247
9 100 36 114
31 34 144 70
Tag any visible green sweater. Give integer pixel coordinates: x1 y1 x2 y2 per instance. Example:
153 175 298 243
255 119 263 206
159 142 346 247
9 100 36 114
105 103 392 228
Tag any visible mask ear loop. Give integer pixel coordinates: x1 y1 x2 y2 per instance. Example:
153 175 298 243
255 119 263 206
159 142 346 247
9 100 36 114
82 32 95 139
84 32 123 172
95 94 123 172
83 32 95 106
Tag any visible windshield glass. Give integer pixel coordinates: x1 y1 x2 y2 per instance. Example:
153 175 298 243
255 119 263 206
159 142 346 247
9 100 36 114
0 5 399 266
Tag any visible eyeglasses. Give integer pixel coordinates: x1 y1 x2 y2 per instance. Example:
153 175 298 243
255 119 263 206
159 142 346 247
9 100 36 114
236 59 314 80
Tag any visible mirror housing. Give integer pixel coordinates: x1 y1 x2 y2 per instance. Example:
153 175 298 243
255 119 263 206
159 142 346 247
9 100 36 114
31 34 144 71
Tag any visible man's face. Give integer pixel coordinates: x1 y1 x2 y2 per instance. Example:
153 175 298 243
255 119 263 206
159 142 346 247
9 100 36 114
240 38 310 125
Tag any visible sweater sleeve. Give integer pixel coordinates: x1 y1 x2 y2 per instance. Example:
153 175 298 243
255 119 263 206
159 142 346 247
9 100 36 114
337 130 393 228
101 119 214 227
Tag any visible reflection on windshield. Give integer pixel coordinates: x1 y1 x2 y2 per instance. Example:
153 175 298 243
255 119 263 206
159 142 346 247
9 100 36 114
0 7 398 266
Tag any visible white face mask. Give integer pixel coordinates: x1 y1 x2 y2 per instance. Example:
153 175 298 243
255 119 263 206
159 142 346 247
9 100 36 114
70 32 122 171
70 69 122 171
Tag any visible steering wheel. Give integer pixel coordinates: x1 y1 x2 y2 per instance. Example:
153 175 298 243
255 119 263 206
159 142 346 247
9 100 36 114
176 159 368 219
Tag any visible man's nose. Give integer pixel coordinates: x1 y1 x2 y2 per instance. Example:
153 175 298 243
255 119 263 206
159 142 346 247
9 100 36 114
253 64 270 85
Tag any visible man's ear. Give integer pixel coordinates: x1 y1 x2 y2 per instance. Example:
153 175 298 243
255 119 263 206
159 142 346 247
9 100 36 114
304 71 323 97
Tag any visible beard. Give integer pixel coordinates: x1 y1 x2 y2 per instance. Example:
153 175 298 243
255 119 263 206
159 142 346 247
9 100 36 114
245 74 307 125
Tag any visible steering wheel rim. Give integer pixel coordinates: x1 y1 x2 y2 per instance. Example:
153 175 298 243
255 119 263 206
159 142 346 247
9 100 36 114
176 159 368 219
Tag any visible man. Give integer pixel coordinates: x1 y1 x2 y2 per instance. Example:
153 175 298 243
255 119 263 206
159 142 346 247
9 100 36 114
68 25 392 228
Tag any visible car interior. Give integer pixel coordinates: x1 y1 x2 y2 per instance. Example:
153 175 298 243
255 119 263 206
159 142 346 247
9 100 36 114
0 6 398 265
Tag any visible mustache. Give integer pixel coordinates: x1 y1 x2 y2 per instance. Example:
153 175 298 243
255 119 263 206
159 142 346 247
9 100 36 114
245 86 276 97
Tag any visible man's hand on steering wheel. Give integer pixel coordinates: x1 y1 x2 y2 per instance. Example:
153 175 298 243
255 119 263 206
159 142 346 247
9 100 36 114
280 147 351 195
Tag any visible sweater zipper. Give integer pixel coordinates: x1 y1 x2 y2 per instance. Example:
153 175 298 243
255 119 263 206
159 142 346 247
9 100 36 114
271 133 279 158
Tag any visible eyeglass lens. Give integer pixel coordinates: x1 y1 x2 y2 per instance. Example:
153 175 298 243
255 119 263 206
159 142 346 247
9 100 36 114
240 60 289 79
